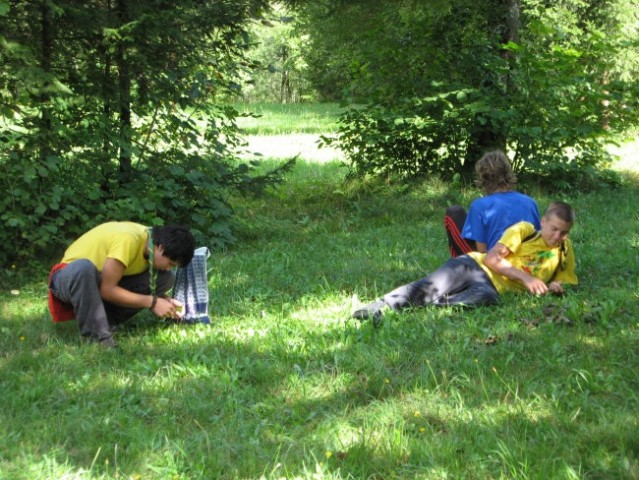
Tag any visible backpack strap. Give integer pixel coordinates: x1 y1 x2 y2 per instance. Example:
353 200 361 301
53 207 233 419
522 231 540 243
555 241 567 279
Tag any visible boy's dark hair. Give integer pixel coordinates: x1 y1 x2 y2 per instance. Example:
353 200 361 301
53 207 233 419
475 150 517 194
545 201 576 224
152 225 196 266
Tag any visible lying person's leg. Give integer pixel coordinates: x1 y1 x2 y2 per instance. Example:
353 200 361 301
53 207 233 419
430 277 499 307
353 256 497 320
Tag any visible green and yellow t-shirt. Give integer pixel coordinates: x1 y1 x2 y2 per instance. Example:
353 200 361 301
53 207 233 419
61 222 150 276
468 221 578 294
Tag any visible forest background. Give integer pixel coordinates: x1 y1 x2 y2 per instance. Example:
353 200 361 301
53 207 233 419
1 0 638 265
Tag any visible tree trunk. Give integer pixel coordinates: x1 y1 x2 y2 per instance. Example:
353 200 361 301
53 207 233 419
39 0 53 162
98 23 114 196
280 45 290 103
463 0 519 175
116 0 133 184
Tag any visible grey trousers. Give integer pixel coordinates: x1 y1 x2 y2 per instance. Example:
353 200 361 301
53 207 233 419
382 255 499 310
50 259 174 340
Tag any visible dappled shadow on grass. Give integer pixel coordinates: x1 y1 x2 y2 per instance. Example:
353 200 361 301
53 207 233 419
219 163 473 320
1 165 638 478
1 290 638 478
229 159 469 244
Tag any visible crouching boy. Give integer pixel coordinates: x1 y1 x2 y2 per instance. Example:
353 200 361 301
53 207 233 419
48 222 196 349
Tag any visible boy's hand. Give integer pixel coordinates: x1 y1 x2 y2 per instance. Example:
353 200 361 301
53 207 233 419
169 299 185 319
152 297 182 320
523 277 549 295
548 281 565 295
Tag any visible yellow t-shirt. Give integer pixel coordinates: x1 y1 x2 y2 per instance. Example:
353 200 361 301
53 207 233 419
468 221 578 294
61 222 150 276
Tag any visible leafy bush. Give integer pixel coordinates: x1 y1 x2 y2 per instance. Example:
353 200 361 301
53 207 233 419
326 36 636 188
0 0 290 267
321 91 473 181
318 4 639 189
0 106 294 267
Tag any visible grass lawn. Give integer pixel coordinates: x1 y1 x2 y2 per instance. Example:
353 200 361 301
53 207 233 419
1 106 638 479
232 102 345 135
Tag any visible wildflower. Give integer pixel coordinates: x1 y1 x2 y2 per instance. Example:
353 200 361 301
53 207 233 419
19 336 25 341
326 451 333 459
384 378 390 384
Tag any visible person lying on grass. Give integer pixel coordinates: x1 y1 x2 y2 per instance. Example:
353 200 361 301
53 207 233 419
353 201 577 324
48 222 196 350
444 150 541 257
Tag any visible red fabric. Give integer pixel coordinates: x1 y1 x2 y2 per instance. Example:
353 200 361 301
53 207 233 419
444 215 474 258
48 263 76 322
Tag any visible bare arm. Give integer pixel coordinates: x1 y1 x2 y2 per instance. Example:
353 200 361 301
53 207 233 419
482 243 551 295
100 258 180 318
475 241 488 253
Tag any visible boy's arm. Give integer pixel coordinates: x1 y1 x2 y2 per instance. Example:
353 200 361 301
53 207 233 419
483 243 550 295
475 241 488 253
100 258 180 318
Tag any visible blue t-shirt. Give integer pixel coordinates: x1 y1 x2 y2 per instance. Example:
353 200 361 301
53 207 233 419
461 191 541 249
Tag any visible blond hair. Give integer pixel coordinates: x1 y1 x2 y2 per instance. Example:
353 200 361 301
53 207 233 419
474 150 517 194
545 201 575 224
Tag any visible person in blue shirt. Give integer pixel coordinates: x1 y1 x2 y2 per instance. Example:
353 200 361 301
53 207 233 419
444 150 541 256
354 202 577 324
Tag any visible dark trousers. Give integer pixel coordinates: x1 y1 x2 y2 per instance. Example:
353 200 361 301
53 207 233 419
50 259 174 340
382 256 499 310
444 205 477 257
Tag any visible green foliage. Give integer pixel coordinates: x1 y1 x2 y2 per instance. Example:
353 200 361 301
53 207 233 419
0 1 297 267
241 4 315 102
324 82 628 187
233 102 344 134
295 0 471 102
321 91 475 180
300 0 639 186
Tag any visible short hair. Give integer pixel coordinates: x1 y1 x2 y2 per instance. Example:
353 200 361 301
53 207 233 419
544 201 575 224
152 225 196 267
474 150 517 193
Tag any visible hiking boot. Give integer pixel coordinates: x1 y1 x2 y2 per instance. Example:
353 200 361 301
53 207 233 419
98 336 120 351
352 300 388 325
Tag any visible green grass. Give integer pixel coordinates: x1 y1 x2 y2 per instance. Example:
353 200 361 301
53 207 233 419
1 109 639 479
232 102 346 135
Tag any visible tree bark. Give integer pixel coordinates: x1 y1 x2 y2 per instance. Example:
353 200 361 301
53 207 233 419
464 0 519 174
116 0 133 184
39 0 53 162
280 45 291 103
